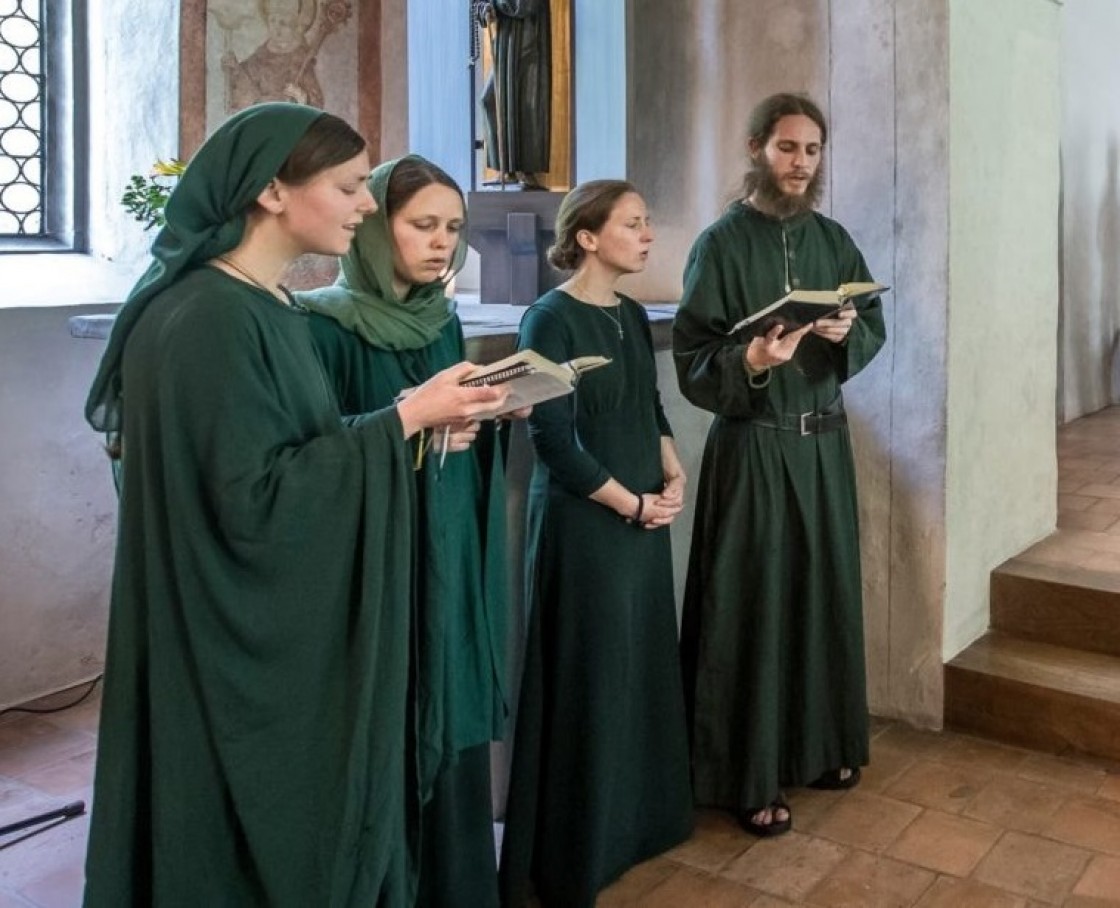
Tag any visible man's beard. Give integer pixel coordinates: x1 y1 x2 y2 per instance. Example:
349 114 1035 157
744 158 824 219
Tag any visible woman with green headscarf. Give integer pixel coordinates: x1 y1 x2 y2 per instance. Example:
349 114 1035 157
82 107 507 907
299 155 513 908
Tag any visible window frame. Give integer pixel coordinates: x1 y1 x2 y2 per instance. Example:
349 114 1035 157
0 0 87 252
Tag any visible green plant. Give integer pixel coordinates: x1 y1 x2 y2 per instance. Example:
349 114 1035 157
120 159 186 231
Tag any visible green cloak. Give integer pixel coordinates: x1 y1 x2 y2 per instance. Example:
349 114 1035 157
84 105 419 906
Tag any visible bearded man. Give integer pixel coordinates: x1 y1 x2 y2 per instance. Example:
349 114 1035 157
672 93 886 838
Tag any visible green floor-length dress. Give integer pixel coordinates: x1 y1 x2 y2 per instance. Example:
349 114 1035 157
308 313 509 908
673 203 887 812
84 269 417 906
498 290 693 908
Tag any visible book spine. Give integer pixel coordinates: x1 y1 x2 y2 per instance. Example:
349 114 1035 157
460 364 534 387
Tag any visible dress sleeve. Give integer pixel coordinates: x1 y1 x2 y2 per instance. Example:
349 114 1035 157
672 236 770 419
307 312 362 415
518 304 611 497
157 303 408 548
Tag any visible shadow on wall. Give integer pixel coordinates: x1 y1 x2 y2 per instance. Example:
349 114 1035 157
1098 139 1120 405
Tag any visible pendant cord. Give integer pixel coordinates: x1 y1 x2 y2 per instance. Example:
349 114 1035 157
217 255 290 306
569 279 625 339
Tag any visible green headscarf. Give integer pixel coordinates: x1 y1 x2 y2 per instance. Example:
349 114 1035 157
297 154 464 351
85 102 323 433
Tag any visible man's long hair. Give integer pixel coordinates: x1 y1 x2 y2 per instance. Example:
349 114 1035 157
739 93 828 217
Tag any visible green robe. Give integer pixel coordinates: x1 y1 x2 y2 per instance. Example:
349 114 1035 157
307 312 508 908
499 291 693 908
84 267 417 906
673 203 886 811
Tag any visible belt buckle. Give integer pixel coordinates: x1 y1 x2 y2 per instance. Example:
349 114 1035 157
799 411 813 436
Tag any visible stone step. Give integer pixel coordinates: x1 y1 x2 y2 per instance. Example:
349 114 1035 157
945 632 1120 762
991 556 1120 658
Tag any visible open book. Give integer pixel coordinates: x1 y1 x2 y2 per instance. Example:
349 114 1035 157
726 282 888 338
459 349 611 415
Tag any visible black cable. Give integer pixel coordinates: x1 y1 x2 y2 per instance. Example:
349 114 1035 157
0 674 102 717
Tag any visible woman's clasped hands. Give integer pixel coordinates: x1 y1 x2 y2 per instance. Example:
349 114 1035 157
636 467 686 530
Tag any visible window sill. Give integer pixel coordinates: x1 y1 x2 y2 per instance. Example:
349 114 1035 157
0 253 139 309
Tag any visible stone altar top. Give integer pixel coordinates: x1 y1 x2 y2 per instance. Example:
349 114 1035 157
69 303 679 363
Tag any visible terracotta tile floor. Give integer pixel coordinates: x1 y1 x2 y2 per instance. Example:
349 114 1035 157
1052 406 1120 574
2 408 1119 907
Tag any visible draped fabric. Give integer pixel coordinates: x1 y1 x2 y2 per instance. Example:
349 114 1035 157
673 203 886 811
84 104 422 907
84 270 418 907
297 155 463 351
85 102 320 434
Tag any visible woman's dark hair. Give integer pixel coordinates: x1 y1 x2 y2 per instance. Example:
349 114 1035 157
547 179 639 271
274 112 366 186
384 156 464 218
745 92 828 149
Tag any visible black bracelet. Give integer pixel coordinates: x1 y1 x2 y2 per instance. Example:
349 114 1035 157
631 493 645 526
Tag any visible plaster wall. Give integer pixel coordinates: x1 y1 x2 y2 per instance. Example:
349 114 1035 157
1059 0 1120 421
625 0 829 305
625 0 951 725
381 0 410 161
0 1 174 706
86 0 179 266
0 307 119 709
883 1 952 722
573 0 625 182
407 0 474 191
945 0 1060 657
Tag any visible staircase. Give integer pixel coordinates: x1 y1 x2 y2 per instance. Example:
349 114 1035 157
945 528 1120 761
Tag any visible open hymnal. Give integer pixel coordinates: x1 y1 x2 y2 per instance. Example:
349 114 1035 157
458 349 611 415
726 281 888 338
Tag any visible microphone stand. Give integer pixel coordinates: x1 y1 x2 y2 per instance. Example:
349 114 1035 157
0 800 86 848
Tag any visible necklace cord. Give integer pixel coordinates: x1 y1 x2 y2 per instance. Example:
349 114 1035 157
217 255 289 306
570 279 624 339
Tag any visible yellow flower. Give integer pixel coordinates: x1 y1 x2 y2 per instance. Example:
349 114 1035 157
151 158 186 178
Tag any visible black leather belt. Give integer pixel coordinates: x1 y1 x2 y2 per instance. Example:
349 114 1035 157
748 409 847 435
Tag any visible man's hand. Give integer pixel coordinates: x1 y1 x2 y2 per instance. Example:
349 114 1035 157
744 321 813 372
811 305 857 344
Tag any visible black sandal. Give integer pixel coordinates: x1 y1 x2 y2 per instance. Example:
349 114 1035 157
737 798 792 837
808 767 862 790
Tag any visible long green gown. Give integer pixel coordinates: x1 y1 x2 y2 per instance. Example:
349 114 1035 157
673 203 886 812
307 312 509 908
498 290 693 908
84 268 417 906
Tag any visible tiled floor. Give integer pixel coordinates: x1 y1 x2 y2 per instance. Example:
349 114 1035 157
2 407 1119 908
1054 406 1120 564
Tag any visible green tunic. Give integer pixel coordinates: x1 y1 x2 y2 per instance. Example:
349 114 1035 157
85 267 417 906
307 312 508 908
499 291 693 908
673 203 886 811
